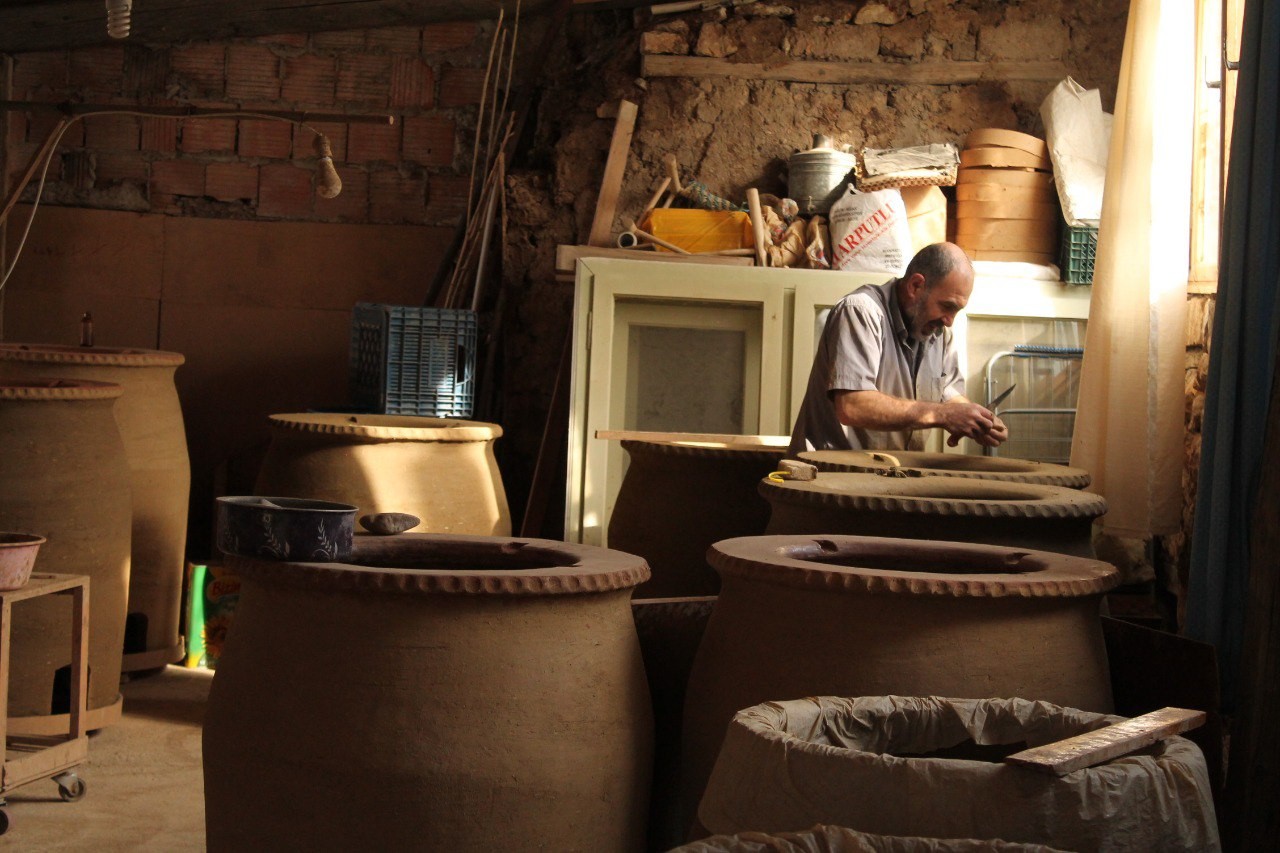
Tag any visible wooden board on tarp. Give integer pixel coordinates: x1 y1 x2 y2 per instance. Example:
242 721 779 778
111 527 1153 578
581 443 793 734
1005 707 1206 776
957 232 1057 253
954 217 1057 240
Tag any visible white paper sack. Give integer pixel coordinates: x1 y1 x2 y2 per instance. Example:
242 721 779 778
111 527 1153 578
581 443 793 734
828 185 913 275
1041 77 1112 226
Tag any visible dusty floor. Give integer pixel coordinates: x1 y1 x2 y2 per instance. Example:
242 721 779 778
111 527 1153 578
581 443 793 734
2 666 210 850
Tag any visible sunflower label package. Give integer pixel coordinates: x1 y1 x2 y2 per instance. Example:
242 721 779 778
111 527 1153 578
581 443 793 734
184 562 241 669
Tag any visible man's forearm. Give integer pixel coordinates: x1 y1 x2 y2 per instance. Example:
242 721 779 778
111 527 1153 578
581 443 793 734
833 389 949 431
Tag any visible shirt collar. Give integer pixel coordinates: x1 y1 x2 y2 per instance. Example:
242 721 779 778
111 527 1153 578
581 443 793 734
885 278 914 347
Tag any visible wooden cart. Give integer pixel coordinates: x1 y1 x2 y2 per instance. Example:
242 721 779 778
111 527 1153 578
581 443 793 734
0 573 90 835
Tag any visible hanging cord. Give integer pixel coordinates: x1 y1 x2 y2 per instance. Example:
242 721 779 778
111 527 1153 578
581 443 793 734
0 104 387 294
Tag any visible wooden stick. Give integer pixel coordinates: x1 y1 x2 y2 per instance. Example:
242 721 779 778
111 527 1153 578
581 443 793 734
1004 707 1207 776
696 248 755 256
586 99 639 247
466 8 505 223
746 187 768 267
1 117 68 228
482 28 508 183
664 153 682 193
626 219 690 254
641 176 671 218
595 429 789 445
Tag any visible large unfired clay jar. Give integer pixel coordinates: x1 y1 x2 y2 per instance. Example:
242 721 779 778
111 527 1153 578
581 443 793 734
609 438 787 597
203 533 653 852
0 379 132 727
254 413 511 535
762 472 1107 558
0 344 190 672
678 535 1119 836
798 449 1091 488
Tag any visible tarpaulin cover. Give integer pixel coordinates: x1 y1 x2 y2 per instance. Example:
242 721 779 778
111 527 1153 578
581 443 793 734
674 823 1069 853
698 696 1218 853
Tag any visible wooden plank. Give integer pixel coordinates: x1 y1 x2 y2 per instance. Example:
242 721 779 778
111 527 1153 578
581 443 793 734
68 581 88 741
554 244 753 273
595 429 788 446
642 54 1070 85
587 100 639 247
1004 707 1207 776
0 0 560 53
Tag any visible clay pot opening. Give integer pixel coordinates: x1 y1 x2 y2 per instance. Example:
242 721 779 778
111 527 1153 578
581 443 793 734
353 540 581 572
799 551 1037 575
0 532 47 547
881 483 1046 501
885 456 1041 474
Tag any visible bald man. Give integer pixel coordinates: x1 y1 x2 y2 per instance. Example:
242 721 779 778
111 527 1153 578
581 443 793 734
788 242 1009 455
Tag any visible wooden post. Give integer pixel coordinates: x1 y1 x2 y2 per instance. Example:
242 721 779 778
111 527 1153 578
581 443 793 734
587 100 639 247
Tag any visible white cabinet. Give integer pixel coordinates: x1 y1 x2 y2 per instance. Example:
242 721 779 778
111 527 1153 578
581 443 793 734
564 257 883 545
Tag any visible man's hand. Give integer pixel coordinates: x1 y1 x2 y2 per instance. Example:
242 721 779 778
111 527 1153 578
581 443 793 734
939 401 996 443
945 410 1009 447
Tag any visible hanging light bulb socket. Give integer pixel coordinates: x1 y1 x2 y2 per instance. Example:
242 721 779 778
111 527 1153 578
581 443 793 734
105 0 132 39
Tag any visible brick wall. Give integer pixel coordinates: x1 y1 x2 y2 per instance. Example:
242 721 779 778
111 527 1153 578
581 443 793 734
5 21 488 226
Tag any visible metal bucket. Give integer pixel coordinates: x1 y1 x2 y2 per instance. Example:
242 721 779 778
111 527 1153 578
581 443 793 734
788 135 857 216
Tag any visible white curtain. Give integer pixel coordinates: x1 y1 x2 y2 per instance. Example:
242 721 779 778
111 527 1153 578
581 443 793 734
1069 0 1195 537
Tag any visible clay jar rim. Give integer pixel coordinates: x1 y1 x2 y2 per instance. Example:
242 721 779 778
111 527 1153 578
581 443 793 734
759 472 1108 520
228 532 650 595
0 377 123 401
797 450 1091 488
622 437 788 461
708 535 1120 597
0 343 184 367
268 412 502 442
0 532 47 549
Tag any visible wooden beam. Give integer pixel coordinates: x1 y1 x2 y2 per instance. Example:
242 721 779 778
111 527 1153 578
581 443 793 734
587 99 638 247
1004 707 1207 776
641 55 1071 86
554 243 753 273
0 0 560 53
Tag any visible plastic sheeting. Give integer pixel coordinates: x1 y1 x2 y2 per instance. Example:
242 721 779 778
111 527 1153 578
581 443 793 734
698 696 1219 853
674 824 1068 853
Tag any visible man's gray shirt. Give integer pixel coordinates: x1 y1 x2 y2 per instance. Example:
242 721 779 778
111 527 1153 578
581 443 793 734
787 278 964 455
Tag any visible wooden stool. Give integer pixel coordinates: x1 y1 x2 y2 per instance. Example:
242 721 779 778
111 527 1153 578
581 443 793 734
0 573 90 835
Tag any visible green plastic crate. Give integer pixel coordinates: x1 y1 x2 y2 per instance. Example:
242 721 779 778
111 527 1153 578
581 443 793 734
1059 223 1098 285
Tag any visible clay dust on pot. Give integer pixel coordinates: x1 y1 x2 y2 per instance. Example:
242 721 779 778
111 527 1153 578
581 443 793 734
798 449 1091 488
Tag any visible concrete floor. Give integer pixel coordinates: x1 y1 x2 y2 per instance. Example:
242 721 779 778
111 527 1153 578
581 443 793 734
3 666 210 850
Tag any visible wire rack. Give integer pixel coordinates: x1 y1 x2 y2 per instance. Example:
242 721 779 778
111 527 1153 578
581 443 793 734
983 345 1083 463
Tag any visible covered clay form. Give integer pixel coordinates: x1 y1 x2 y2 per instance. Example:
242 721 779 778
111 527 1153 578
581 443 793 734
0 379 132 727
678 535 1119 836
254 413 511 536
203 533 653 851
609 438 787 597
0 344 190 672
798 449 1091 489
762 472 1107 558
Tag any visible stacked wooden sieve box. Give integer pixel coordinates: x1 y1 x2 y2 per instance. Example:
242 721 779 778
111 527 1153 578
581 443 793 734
952 128 1058 266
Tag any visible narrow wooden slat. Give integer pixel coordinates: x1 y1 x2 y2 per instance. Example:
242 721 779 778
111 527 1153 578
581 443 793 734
642 55 1070 86
587 100 639 247
554 244 753 273
68 581 89 741
595 429 789 445
1004 707 1207 776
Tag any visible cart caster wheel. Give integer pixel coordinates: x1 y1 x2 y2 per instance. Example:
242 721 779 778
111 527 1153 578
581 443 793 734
54 772 86 802
0 808 9 835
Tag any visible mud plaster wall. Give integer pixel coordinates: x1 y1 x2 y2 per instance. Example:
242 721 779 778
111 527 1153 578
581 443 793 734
503 0 1128 535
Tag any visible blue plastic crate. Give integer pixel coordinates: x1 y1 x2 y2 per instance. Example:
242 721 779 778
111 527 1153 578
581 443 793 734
350 303 477 418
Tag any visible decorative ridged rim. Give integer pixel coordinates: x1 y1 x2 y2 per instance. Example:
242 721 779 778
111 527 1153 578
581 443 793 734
798 450 1091 488
228 533 650 596
0 343 184 367
760 473 1107 520
268 413 501 442
622 439 788 462
0 378 123 400
708 535 1120 597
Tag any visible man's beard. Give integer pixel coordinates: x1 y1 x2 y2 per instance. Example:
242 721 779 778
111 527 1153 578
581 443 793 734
906 303 941 342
